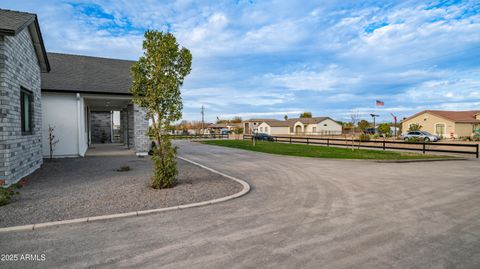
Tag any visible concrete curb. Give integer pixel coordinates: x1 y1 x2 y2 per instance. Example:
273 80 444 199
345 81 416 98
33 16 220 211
0 156 250 233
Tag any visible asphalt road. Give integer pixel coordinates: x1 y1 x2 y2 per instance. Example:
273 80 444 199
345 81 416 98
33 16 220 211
1 140 479 268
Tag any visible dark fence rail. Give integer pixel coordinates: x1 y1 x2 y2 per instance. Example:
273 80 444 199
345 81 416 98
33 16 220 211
243 135 479 158
170 134 229 139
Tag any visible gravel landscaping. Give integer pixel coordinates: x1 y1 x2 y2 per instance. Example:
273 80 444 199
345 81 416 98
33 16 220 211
0 156 243 228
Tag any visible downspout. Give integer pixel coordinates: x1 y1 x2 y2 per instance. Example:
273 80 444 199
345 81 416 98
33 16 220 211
110 111 114 143
76 93 84 156
126 107 130 149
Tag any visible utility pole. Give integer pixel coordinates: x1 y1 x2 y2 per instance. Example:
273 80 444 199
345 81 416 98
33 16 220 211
201 105 205 134
370 114 379 134
391 113 398 137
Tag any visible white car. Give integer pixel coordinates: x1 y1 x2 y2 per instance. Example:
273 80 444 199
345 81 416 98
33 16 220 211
401 131 440 142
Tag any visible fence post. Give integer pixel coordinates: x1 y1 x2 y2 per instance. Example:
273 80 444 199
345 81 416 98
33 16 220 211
477 144 479 158
290 137 292 144
306 137 309 145
383 139 385 150
327 138 329 147
422 142 426 154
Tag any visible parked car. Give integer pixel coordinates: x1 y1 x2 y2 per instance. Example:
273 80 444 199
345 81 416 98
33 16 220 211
254 133 275 141
401 131 440 142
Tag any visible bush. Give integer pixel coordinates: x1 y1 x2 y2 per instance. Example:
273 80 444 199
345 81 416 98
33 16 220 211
405 137 424 143
234 128 244 135
0 183 22 206
359 133 370 142
116 165 131 172
378 123 391 136
408 123 422 132
373 134 380 139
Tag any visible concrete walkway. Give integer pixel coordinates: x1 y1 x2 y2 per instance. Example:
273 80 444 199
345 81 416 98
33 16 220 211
1 141 479 268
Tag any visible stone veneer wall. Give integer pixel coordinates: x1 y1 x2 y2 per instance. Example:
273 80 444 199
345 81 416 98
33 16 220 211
90 111 112 143
0 29 42 186
133 104 149 154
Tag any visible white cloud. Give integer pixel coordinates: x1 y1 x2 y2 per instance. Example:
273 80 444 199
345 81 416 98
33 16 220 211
264 65 360 91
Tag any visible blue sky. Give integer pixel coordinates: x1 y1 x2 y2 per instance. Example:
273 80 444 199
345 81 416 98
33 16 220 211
3 0 480 122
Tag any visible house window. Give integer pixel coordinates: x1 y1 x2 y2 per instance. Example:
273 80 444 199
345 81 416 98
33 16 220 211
312 127 316 133
265 127 268 132
20 88 33 135
260 127 263 132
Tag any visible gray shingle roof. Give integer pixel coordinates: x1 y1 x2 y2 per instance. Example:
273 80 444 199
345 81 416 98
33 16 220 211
0 9 36 35
41 53 135 94
0 9 50 72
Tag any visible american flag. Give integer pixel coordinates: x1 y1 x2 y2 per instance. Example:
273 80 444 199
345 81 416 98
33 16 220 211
376 100 384 106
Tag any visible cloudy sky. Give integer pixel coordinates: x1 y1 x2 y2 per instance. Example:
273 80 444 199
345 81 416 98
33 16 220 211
3 0 480 122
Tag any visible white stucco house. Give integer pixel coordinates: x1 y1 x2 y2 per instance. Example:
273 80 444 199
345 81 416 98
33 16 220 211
257 117 342 136
0 9 149 186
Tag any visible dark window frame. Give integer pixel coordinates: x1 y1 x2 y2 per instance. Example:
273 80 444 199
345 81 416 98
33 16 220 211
20 87 34 135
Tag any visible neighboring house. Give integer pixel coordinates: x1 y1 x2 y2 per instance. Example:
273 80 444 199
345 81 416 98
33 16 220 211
257 117 342 135
243 118 279 134
0 9 149 186
401 110 480 138
208 122 242 134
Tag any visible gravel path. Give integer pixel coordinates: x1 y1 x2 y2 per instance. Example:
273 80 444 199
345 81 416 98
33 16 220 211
0 156 242 228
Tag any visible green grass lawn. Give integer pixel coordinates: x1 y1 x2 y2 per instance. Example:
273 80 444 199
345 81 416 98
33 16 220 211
201 140 451 160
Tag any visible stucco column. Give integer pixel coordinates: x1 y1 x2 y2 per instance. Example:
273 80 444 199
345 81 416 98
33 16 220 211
133 104 149 156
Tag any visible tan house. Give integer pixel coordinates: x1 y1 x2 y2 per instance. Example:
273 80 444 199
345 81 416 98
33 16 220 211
243 119 280 134
257 117 342 136
208 122 242 134
401 110 480 138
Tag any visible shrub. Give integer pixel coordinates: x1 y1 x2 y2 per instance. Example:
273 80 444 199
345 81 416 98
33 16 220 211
116 165 131 172
378 123 391 136
405 137 424 143
0 183 22 206
408 123 422 132
359 133 370 142
373 134 380 139
234 128 244 135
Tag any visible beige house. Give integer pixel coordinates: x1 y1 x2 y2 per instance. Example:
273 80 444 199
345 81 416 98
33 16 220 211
243 119 280 134
257 117 342 136
208 122 242 134
401 110 480 138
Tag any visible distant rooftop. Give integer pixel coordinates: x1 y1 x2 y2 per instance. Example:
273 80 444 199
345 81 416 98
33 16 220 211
406 110 480 123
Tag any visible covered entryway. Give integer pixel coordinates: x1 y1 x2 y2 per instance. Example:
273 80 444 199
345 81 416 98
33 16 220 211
84 94 150 156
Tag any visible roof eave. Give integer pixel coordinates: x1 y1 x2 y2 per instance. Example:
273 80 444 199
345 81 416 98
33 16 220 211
28 17 50 72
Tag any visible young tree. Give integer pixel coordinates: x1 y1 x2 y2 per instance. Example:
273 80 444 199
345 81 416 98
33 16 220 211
48 125 59 160
350 111 359 150
358 120 370 132
131 31 192 189
284 115 288 120
378 123 391 136
299 112 312 118
408 123 422 132
230 116 242 123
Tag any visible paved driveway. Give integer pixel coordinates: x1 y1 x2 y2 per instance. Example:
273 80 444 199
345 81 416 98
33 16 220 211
1 141 479 268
